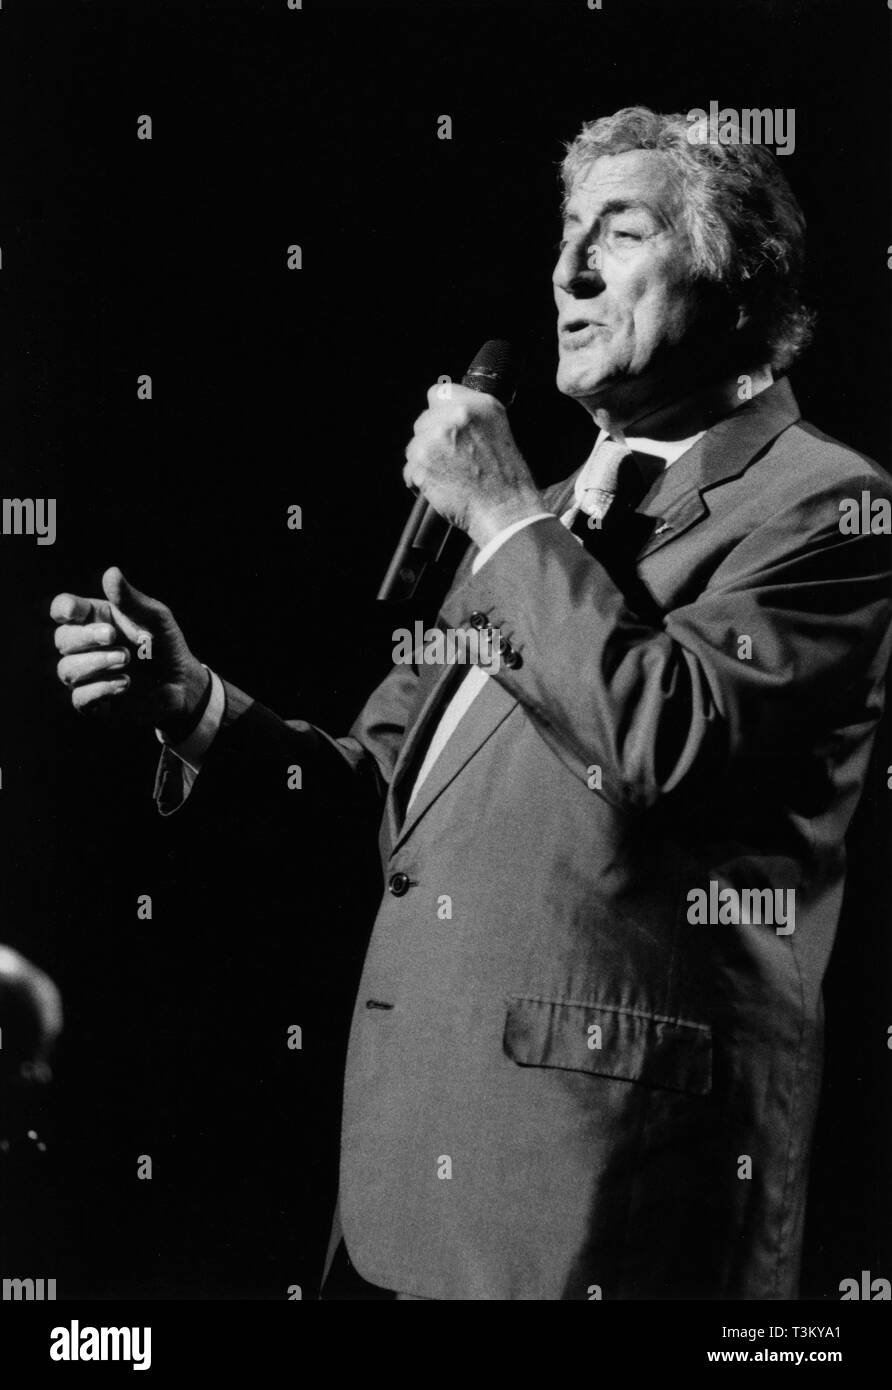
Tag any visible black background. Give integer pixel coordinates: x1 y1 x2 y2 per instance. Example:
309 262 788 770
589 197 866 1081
0 0 889 1299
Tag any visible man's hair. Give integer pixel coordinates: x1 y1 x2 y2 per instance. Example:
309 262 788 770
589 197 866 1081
561 106 814 372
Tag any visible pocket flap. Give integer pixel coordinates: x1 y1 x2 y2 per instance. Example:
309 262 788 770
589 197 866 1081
503 996 712 1096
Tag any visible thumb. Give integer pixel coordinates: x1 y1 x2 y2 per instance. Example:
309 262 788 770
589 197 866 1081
101 566 159 644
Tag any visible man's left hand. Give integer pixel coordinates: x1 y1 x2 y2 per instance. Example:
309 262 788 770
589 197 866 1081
403 384 544 549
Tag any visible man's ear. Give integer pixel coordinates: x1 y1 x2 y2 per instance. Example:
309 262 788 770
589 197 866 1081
735 304 751 331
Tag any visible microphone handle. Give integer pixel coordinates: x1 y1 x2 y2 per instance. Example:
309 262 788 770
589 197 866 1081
375 490 453 603
377 340 520 602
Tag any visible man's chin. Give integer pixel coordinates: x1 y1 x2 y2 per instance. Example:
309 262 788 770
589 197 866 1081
556 361 618 403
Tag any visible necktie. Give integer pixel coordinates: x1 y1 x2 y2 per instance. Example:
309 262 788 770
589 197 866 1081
570 442 665 545
576 438 637 526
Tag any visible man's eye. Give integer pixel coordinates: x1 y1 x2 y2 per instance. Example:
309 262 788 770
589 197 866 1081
611 229 643 241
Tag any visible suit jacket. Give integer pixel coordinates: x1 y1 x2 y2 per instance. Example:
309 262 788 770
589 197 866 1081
157 377 892 1299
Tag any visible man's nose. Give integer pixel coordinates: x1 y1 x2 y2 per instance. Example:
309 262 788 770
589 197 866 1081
553 244 605 300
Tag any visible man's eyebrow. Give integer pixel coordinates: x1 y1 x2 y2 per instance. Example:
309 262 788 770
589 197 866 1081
599 198 660 219
562 198 663 229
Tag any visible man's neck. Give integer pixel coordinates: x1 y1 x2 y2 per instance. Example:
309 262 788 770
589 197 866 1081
589 364 774 443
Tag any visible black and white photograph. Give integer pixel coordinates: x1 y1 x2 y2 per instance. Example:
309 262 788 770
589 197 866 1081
0 0 890 1364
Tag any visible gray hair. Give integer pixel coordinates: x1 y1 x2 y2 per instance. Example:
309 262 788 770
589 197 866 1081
561 106 814 372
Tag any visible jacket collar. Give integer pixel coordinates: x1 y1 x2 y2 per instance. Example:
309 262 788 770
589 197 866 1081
543 375 801 559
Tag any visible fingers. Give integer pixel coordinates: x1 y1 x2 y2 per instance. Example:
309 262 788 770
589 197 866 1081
50 567 161 636
70 676 131 713
414 385 494 445
49 592 110 626
57 646 131 692
403 437 423 490
102 566 159 617
101 566 162 645
53 621 119 656
425 382 481 408
102 565 136 607
51 570 166 717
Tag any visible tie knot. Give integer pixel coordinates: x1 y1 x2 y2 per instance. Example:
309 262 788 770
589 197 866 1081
591 438 636 490
575 440 636 522
570 441 666 532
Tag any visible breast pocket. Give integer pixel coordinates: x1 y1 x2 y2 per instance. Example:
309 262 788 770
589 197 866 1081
502 996 712 1097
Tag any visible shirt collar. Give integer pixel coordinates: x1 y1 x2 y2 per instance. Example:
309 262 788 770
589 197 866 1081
619 428 706 464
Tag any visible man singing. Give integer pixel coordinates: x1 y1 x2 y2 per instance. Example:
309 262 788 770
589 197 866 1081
52 107 892 1299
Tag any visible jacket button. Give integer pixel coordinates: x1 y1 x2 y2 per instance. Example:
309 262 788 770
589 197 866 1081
388 871 411 896
469 610 488 629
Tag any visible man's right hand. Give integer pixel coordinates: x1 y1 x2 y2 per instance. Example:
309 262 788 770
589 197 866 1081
51 566 209 733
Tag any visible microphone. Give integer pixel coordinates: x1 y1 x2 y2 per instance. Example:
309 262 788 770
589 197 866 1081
376 339 523 601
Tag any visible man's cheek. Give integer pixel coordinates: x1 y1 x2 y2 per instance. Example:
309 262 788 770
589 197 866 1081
588 338 624 381
627 289 686 367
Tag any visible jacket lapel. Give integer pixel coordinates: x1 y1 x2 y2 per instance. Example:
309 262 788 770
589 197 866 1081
387 473 580 843
386 657 463 838
390 674 518 852
631 376 801 560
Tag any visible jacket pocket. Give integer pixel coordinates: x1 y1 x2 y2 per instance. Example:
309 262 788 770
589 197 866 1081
503 996 712 1097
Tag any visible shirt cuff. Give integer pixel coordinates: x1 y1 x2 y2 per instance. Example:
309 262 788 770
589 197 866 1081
155 668 226 773
471 513 554 573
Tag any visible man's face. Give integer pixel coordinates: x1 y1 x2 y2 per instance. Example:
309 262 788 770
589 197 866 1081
554 149 707 412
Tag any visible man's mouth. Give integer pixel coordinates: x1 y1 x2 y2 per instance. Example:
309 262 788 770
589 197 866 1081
559 320 606 346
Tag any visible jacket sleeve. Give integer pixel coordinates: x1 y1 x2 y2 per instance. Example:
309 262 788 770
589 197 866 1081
439 481 892 812
154 659 424 817
153 534 482 817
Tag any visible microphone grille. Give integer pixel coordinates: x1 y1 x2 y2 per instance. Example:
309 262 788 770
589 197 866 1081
462 338 522 404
